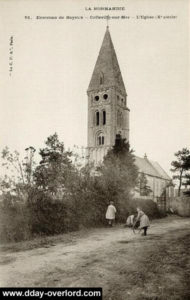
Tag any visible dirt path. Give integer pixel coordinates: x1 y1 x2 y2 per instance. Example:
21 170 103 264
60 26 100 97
0 216 190 299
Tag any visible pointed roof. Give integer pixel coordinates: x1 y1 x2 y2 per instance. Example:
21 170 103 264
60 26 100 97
135 156 171 181
88 27 126 94
135 156 159 178
150 161 171 181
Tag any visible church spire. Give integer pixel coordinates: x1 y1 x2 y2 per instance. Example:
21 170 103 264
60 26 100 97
88 27 126 94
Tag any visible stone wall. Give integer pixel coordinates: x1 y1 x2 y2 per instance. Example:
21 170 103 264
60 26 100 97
167 195 190 217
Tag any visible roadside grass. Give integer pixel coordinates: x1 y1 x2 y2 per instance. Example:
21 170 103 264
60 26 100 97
0 231 82 253
105 229 190 300
0 215 182 253
0 215 189 299
0 225 114 253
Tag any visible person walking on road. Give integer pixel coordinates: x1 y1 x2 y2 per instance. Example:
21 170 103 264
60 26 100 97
105 201 117 227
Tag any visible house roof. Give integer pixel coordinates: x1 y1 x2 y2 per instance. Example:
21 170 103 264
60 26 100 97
88 26 126 94
135 156 171 181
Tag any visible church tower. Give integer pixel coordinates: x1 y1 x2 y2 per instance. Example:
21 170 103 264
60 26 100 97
87 27 130 164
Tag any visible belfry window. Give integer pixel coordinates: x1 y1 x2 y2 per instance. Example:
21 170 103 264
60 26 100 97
97 133 105 146
103 110 106 125
96 111 99 126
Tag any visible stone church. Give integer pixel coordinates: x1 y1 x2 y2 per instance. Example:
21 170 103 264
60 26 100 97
86 27 173 209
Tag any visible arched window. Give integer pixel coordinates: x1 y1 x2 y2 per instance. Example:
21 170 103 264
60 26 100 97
96 111 99 126
103 110 106 125
97 133 105 146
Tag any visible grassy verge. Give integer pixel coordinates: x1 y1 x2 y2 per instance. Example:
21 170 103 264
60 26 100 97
0 226 102 253
105 228 190 300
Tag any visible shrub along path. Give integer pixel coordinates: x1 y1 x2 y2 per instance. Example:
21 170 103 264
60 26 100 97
0 216 190 299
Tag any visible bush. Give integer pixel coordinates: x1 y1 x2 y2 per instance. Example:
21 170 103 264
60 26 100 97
0 137 163 243
0 192 76 243
123 198 162 220
28 192 80 236
0 201 32 243
0 192 163 243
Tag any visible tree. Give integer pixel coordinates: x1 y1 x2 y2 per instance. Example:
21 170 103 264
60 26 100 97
0 146 36 200
24 147 36 185
138 172 152 196
34 133 74 195
171 148 190 196
97 135 139 220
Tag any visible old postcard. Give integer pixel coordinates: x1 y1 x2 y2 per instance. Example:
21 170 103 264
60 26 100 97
0 0 189 299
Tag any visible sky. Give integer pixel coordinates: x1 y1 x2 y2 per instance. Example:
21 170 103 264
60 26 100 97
0 0 189 176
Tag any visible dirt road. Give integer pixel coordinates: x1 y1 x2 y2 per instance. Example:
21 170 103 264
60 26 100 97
0 216 190 299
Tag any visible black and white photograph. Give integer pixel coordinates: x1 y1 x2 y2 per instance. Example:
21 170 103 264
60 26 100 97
0 0 189 299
